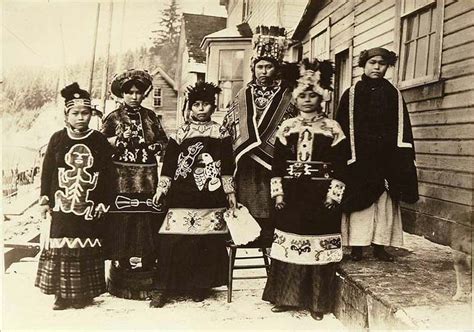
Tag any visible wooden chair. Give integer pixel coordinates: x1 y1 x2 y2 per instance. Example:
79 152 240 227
226 240 271 303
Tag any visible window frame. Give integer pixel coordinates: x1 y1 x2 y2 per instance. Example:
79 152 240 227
217 48 245 112
394 0 444 89
153 87 162 108
310 17 331 61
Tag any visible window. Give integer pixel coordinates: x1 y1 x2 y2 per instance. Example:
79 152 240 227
397 0 443 87
153 88 162 108
218 49 244 111
242 0 252 21
334 48 351 112
311 31 330 60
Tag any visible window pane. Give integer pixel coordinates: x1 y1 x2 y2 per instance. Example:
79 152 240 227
218 81 232 109
418 8 431 36
219 50 233 80
405 15 417 41
233 51 244 80
415 36 429 77
404 41 416 80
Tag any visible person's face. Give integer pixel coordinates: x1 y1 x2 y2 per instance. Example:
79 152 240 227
295 90 322 113
122 85 145 108
254 60 276 86
364 55 389 79
191 100 214 122
66 106 92 131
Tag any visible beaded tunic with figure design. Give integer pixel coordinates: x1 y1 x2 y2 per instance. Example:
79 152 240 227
40 128 112 243
156 120 235 235
269 115 348 265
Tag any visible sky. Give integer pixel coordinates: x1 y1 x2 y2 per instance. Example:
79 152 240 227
2 0 227 74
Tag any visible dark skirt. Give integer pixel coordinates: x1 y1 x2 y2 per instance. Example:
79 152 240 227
154 234 229 291
262 259 337 313
35 245 106 300
236 156 272 220
105 212 160 260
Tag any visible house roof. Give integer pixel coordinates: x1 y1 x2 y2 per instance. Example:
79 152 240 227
182 13 227 64
150 66 177 92
292 0 323 41
200 22 253 49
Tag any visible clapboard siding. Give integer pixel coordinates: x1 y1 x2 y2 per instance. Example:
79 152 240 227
415 140 474 156
416 154 473 173
417 168 474 190
441 58 474 78
412 123 474 140
410 107 474 126
407 91 474 112
418 182 472 206
292 0 474 246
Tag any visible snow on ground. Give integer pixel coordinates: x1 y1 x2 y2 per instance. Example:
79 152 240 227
2 258 346 332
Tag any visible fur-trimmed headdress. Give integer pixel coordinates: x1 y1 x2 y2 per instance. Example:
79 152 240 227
358 47 398 67
110 69 153 98
60 82 91 113
292 58 335 101
251 25 289 68
186 81 222 108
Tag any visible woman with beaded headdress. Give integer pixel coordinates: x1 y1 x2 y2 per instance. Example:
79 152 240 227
149 82 236 308
223 25 297 245
35 83 112 310
262 59 347 320
100 69 168 298
335 48 418 262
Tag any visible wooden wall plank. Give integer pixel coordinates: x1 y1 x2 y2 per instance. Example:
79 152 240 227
354 6 394 35
410 107 474 126
412 123 474 140
417 168 474 190
332 27 354 49
444 75 474 94
355 0 394 23
353 33 393 53
443 9 474 35
416 154 474 172
444 0 474 21
415 140 474 156
418 182 473 205
441 42 474 65
353 19 394 47
407 91 474 112
354 0 381 15
443 26 474 50
402 196 473 225
441 58 474 79
331 12 354 38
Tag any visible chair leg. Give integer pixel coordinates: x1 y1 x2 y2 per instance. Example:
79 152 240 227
227 247 237 303
261 247 271 275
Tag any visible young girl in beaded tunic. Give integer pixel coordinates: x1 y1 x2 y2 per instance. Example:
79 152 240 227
262 59 347 320
150 82 237 308
36 83 111 310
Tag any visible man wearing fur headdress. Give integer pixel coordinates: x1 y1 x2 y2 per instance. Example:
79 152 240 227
223 26 297 243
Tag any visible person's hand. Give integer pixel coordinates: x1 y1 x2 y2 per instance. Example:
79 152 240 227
153 191 163 206
227 192 237 214
275 195 285 210
93 204 106 219
40 204 51 219
324 196 337 210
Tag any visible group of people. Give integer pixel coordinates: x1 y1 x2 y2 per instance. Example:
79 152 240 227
35 25 418 321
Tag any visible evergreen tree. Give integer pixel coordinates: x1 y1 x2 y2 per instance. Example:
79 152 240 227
149 0 181 76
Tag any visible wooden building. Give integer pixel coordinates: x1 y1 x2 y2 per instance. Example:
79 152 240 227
201 0 307 123
175 13 227 126
141 66 178 137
